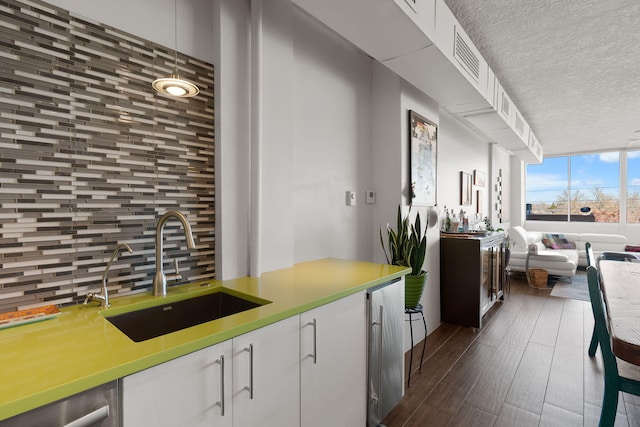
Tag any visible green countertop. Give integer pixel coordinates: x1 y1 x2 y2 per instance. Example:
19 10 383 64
0 258 409 421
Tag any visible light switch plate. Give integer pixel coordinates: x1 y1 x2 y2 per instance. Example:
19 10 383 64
346 191 356 206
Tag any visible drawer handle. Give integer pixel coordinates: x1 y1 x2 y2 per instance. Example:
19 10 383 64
244 344 254 399
216 354 225 416
372 305 384 420
306 318 317 364
64 405 109 427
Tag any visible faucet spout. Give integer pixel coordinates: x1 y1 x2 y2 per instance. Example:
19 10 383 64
85 243 133 308
152 210 196 297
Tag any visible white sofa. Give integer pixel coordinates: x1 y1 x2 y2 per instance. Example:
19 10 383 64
507 226 628 277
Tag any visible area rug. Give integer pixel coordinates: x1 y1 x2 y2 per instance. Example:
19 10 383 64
549 272 589 302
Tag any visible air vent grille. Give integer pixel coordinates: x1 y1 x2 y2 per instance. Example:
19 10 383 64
454 27 480 82
515 113 525 136
501 93 510 117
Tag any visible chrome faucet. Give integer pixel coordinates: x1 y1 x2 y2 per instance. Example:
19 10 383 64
84 243 133 308
152 210 196 296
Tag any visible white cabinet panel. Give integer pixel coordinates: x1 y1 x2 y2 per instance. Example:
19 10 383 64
392 0 436 41
434 0 487 98
300 291 367 427
293 0 434 61
232 316 300 427
122 340 231 427
496 82 515 128
485 66 497 108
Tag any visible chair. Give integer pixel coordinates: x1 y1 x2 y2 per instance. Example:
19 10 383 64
586 242 600 357
587 244 640 357
585 253 640 426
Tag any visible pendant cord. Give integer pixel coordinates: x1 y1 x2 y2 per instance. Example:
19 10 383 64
173 0 178 72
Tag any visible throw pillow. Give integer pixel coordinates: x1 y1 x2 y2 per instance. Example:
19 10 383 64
625 245 640 252
542 233 576 250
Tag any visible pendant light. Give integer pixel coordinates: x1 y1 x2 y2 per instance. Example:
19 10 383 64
152 0 199 98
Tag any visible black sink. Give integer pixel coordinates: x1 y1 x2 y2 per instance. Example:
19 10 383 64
105 291 268 342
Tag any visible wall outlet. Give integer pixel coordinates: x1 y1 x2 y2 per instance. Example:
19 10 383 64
346 191 356 206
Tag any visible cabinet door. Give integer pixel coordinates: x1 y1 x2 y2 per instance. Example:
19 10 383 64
232 315 300 427
300 292 367 427
122 340 231 427
480 244 492 315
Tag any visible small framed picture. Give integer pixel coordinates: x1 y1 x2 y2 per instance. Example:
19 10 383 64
474 170 486 187
460 171 472 206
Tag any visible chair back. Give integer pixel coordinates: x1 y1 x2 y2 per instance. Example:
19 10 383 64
585 241 596 267
586 263 620 378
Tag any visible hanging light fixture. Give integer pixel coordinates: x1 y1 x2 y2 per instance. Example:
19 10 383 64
152 0 199 98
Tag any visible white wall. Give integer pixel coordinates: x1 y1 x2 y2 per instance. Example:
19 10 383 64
437 110 490 216
292 9 375 263
399 81 441 336
258 0 296 272
214 0 251 280
371 63 403 266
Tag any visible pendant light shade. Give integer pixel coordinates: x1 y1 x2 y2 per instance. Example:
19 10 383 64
152 73 199 97
152 0 199 98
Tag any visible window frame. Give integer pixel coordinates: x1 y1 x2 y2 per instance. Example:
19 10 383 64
525 150 628 223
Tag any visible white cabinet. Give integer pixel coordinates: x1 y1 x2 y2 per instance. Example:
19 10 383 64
122 317 299 427
122 339 231 427
122 295 366 427
232 316 300 427
300 291 367 427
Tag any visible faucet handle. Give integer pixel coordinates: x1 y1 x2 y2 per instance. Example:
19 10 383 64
165 258 183 283
83 292 107 307
83 292 95 305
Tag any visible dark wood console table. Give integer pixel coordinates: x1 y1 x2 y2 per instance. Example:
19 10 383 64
440 232 506 329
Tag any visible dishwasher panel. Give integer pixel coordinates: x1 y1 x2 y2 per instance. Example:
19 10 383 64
0 381 119 427
367 277 404 427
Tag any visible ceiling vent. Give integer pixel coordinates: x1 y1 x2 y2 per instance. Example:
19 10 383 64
501 92 510 117
515 112 525 136
453 26 480 82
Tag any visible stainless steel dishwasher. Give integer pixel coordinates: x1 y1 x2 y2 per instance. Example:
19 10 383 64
0 381 119 427
367 278 404 427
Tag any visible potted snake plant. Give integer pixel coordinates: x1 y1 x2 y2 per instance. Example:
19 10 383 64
380 205 428 309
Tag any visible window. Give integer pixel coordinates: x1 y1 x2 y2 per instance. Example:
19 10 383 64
628 150 640 223
526 152 621 223
526 157 568 219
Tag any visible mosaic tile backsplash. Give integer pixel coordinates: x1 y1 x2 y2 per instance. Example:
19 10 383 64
0 0 215 313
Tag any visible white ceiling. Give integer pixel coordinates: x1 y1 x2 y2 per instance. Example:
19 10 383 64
443 0 640 157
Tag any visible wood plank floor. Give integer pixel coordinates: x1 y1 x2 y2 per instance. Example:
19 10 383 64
383 273 640 427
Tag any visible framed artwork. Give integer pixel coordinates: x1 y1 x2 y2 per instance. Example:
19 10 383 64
409 110 437 206
460 171 472 206
474 170 486 187
476 190 482 214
